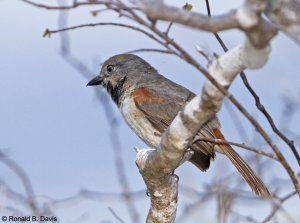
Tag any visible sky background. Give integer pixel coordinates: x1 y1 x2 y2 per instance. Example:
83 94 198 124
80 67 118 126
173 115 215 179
0 0 300 222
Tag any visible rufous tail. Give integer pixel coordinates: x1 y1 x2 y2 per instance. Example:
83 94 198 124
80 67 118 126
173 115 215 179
214 129 271 199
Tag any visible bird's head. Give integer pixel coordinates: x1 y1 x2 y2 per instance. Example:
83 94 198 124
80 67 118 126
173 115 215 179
87 54 157 105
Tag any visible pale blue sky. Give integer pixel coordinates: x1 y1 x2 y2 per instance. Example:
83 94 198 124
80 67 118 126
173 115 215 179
0 0 299 222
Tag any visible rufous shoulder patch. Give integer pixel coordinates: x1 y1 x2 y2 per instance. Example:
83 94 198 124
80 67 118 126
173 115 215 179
133 87 166 105
213 128 225 140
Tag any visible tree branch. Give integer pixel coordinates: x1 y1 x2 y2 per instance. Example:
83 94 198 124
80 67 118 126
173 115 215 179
125 48 174 54
261 191 297 223
264 0 300 45
0 151 39 215
195 137 278 161
20 0 110 10
44 22 167 47
140 0 278 48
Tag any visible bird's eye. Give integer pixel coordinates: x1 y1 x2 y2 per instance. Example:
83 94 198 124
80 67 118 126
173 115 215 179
107 65 114 73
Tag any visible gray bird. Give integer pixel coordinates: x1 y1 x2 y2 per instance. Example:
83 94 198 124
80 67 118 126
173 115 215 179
87 54 271 198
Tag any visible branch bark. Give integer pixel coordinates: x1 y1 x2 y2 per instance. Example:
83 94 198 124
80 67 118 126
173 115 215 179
140 0 277 48
135 39 271 223
264 0 300 45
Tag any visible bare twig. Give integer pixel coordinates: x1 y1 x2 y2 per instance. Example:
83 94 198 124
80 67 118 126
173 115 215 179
240 74 300 166
20 0 109 10
44 22 167 47
261 191 297 223
194 44 213 62
217 186 236 223
125 48 174 54
195 137 278 161
232 211 260 223
0 151 39 215
108 207 125 223
48 189 145 208
165 21 174 36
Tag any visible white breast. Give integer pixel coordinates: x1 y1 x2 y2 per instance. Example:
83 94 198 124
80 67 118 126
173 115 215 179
120 93 162 148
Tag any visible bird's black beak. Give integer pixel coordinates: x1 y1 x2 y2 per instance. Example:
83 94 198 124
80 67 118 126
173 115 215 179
86 76 103 86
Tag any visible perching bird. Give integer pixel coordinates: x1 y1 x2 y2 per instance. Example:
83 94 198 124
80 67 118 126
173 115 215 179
87 54 270 198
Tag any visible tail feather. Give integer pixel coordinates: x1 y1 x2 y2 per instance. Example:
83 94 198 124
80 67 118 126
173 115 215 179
213 128 271 198
220 144 271 198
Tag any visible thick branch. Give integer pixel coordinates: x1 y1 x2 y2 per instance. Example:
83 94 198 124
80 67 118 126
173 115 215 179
135 39 271 223
265 0 300 45
140 0 277 48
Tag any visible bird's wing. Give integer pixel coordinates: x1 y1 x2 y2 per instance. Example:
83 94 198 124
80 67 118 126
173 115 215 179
132 86 193 132
132 84 219 154
132 84 215 171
